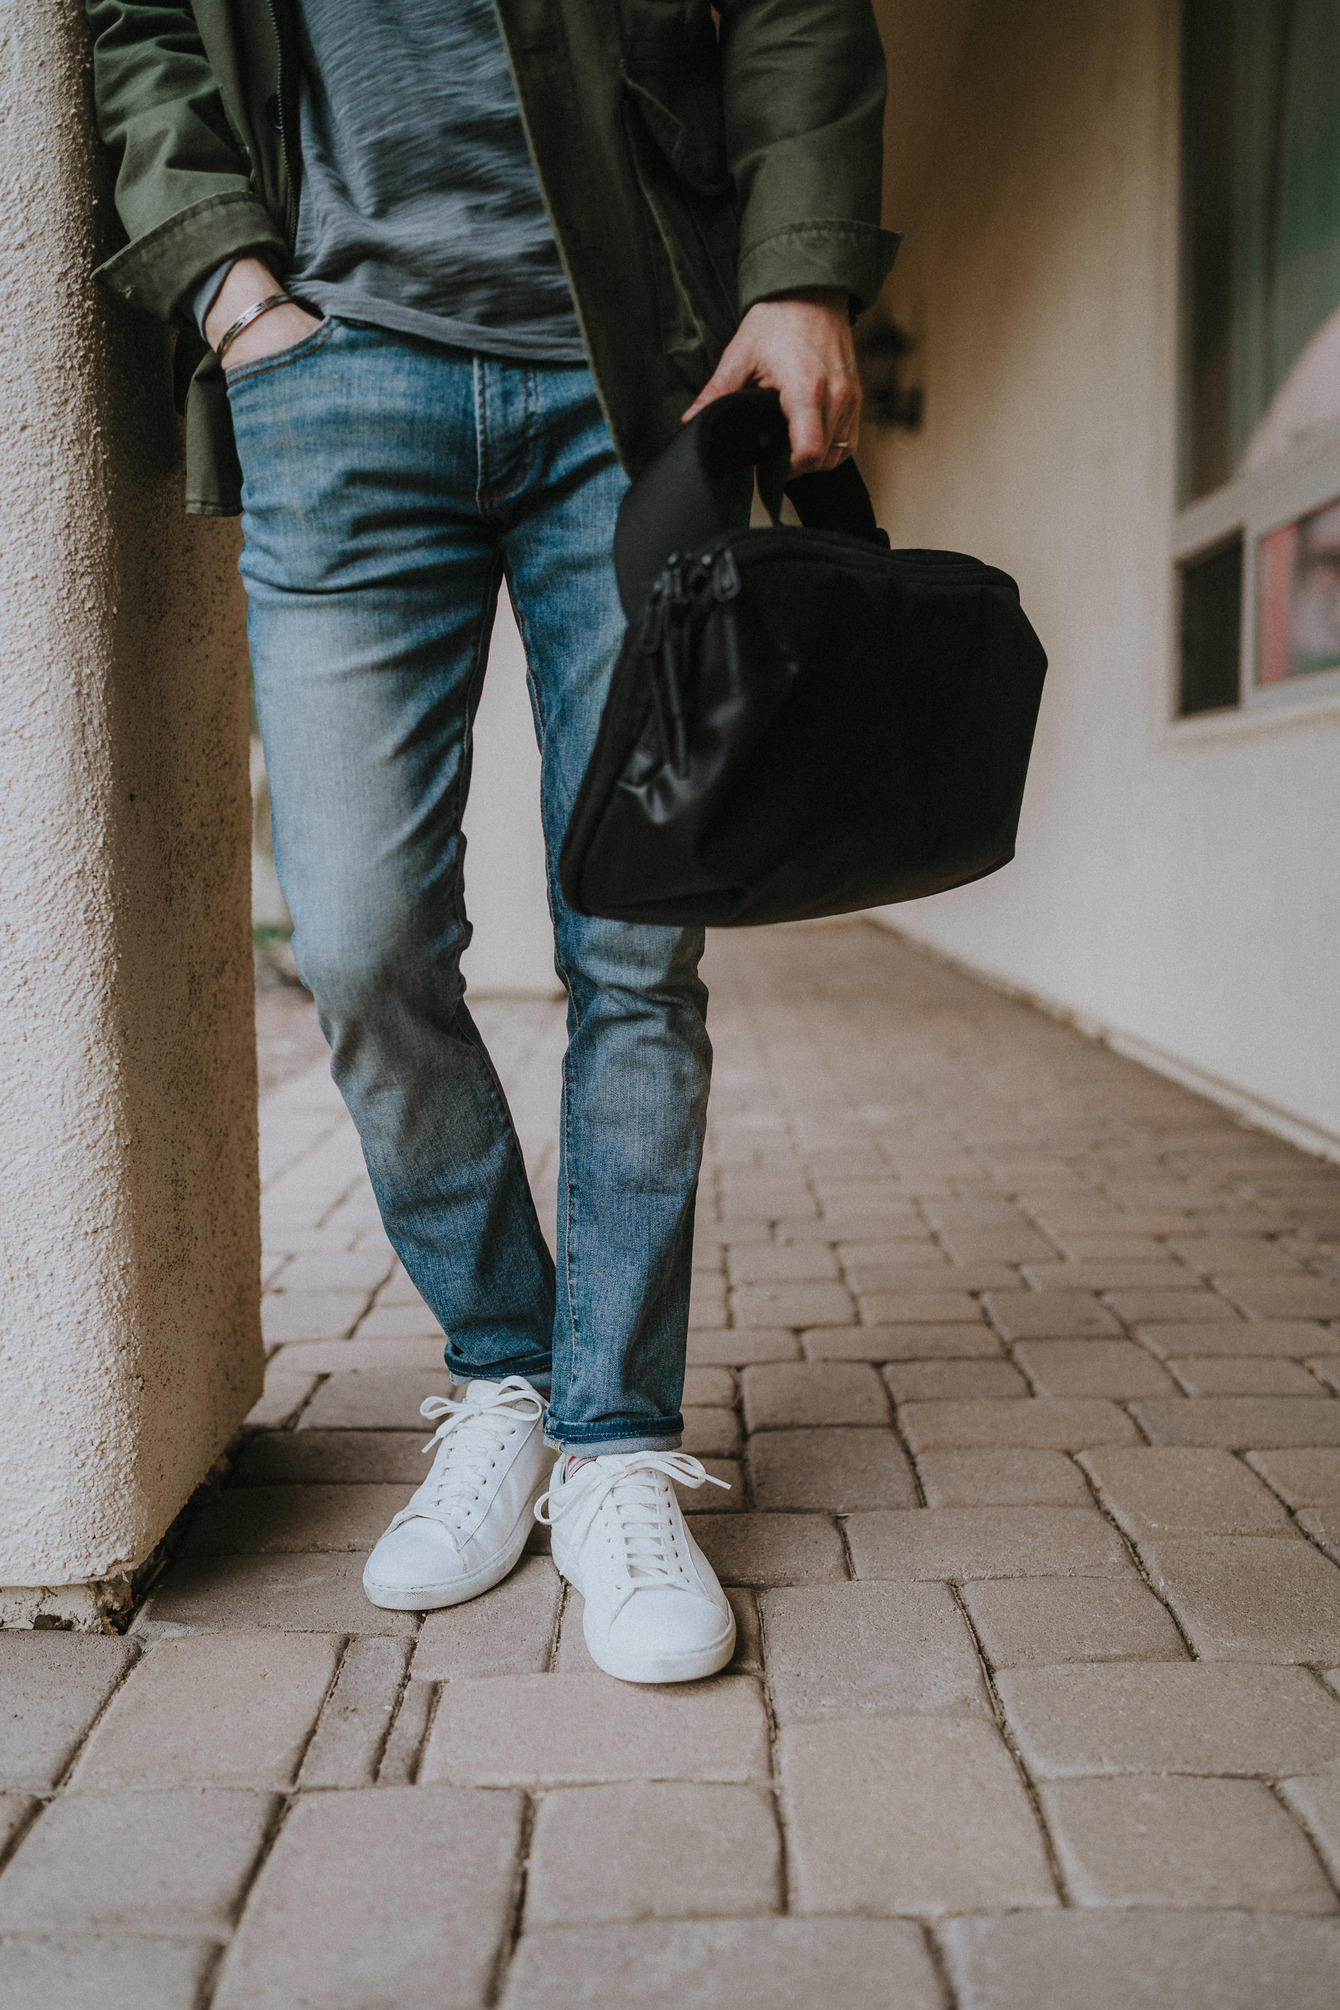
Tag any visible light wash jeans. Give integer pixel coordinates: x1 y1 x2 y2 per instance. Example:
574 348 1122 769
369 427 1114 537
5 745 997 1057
229 319 711 1451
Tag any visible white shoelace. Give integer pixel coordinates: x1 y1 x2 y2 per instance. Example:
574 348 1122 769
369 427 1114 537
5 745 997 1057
390 1375 545 1537
535 1450 729 1588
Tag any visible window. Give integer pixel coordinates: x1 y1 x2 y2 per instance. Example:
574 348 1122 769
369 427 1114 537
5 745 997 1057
1258 497 1340 684
1175 0 1340 715
1179 537 1244 715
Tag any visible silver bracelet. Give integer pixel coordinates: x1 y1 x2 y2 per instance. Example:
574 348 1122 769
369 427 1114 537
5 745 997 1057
215 291 294 362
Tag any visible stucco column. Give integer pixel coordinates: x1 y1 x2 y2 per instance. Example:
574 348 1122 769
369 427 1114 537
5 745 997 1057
0 7 262 1623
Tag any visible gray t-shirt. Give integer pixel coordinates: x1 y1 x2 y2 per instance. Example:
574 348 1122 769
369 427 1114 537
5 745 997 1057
215 0 585 361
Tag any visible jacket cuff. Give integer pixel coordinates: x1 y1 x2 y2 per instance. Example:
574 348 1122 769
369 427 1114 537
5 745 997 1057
94 190 287 324
739 220 901 318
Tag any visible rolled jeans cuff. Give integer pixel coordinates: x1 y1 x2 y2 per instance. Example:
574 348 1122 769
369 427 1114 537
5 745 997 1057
543 1413 685 1455
442 1342 553 1390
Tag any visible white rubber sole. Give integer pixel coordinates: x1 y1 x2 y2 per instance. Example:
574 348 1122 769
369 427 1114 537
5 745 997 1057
581 1606 737 1686
362 1473 547 1612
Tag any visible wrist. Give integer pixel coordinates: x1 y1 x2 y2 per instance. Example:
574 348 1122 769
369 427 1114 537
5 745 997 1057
758 287 850 311
203 256 287 352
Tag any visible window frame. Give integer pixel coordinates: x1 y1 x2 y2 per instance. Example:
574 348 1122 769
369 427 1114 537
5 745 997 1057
1171 2 1340 724
1172 424 1340 720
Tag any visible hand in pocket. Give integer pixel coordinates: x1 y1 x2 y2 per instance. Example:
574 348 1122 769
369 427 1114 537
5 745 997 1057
205 256 324 373
222 300 324 374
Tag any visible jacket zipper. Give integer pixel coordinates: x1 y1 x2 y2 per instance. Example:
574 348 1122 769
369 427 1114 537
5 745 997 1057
266 0 299 242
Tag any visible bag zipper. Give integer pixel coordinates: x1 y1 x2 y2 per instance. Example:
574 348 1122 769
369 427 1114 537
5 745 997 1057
677 527 1016 594
630 531 1007 774
638 558 691 776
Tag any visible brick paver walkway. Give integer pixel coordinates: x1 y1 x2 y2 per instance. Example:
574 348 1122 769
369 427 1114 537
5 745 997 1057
4 921 1340 2008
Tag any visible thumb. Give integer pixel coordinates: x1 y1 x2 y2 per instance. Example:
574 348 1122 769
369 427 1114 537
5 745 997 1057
681 336 757 422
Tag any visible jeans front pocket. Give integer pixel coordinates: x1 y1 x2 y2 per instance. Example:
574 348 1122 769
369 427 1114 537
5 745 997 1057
223 315 338 392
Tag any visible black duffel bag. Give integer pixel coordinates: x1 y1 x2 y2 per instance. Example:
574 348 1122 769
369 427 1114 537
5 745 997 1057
559 387 1047 927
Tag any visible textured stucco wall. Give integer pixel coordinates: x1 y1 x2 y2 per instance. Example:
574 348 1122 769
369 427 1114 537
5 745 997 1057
0 7 262 1594
867 0 1340 1148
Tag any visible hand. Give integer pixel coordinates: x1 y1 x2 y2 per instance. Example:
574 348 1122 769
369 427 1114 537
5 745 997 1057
204 256 323 372
682 288 860 475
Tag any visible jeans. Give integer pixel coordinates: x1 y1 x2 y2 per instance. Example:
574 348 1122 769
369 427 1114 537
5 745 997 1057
230 319 711 1451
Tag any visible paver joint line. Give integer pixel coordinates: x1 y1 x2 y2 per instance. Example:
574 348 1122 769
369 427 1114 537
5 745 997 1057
50 1638 144 1799
216 1787 292 1950
487 1791 537 2009
949 1578 1077 1910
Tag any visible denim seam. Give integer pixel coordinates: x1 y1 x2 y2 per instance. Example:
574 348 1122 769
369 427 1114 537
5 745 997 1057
476 361 540 513
472 355 488 507
506 578 581 1399
560 1015 578 1396
451 556 503 911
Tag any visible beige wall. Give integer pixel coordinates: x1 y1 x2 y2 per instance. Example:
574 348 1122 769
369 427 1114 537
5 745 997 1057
867 0 1340 1151
0 7 262 1617
460 598 564 999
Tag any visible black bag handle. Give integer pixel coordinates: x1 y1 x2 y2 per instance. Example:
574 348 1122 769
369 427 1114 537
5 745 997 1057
612 387 887 619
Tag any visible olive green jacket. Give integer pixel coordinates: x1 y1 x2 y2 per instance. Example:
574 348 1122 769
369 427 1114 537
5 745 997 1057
84 0 899 514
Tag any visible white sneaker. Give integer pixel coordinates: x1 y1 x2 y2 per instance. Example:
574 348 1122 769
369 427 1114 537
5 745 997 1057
537 1450 735 1683
363 1376 552 1610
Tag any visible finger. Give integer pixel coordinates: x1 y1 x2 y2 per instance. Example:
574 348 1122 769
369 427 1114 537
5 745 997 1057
820 392 861 472
805 364 857 474
681 340 757 421
782 375 830 475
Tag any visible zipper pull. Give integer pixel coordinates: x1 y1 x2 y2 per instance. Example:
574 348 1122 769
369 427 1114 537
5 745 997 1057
713 548 741 601
659 558 686 637
637 578 668 655
660 627 689 777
